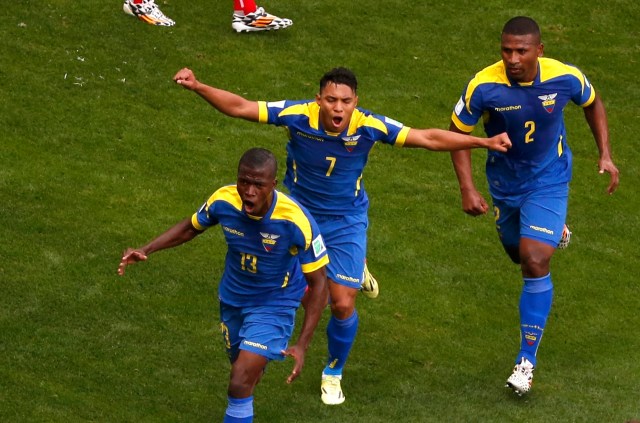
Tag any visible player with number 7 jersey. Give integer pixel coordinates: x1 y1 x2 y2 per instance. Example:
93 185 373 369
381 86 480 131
261 98 408 216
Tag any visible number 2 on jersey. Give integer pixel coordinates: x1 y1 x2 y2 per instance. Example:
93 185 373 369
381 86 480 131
524 121 535 143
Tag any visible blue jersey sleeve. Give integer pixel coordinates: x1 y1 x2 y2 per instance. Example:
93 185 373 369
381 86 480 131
270 193 329 273
296 212 329 274
565 64 596 107
451 78 486 133
191 185 240 231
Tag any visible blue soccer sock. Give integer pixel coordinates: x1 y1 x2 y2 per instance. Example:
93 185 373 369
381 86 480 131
223 396 253 423
323 311 359 376
518 273 553 367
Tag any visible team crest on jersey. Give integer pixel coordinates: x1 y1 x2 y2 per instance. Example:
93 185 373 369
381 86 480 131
260 232 280 252
538 93 557 113
341 135 361 152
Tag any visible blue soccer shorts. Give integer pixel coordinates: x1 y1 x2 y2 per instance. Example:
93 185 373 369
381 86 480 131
314 213 368 289
492 183 569 249
219 303 297 363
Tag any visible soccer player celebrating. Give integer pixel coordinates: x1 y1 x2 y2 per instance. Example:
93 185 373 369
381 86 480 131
118 148 329 422
448 16 619 395
122 0 292 31
173 66 512 405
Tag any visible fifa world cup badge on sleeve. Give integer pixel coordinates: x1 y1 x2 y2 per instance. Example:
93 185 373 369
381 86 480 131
455 97 465 116
312 234 327 258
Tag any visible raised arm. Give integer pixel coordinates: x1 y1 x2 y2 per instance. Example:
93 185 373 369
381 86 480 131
173 68 260 122
583 93 619 194
118 218 203 276
448 122 490 216
282 266 328 384
404 127 511 152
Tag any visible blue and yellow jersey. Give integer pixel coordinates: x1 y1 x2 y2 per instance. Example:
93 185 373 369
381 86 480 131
191 186 329 308
451 57 596 195
258 100 411 215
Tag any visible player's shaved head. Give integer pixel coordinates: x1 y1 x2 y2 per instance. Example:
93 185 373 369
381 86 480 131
502 16 541 41
239 148 278 179
320 67 358 94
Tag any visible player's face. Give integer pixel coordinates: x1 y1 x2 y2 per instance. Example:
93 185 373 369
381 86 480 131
501 33 543 83
316 83 358 133
236 164 276 217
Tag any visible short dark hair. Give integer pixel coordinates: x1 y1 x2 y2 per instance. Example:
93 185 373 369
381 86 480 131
502 16 541 38
238 148 277 178
319 67 358 94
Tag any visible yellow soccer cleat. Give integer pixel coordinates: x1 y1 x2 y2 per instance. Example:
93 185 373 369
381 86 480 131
321 375 345 405
360 263 379 299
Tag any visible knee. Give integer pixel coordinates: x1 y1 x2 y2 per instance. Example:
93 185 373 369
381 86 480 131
329 295 356 319
520 252 551 277
228 367 260 398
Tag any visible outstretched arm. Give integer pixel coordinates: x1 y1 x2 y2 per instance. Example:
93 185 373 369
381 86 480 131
404 127 511 152
282 267 328 384
448 122 489 216
173 68 260 122
118 218 202 276
583 93 619 194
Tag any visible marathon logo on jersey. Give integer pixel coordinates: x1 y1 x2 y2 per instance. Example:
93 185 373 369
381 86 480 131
297 131 325 142
260 232 280 252
337 273 361 283
243 340 268 351
538 93 558 113
529 225 554 235
341 135 361 152
223 226 245 237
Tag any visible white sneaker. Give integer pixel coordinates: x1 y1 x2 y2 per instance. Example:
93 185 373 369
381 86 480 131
505 357 535 396
558 224 571 249
123 0 175 26
360 263 379 299
232 6 292 32
321 374 345 405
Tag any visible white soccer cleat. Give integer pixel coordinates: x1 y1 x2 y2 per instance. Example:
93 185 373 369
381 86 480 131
232 6 293 32
321 374 345 405
558 224 572 249
360 263 379 299
505 357 535 396
123 0 175 26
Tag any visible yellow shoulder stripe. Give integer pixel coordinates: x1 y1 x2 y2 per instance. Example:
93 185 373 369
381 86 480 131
348 109 388 136
538 58 596 106
277 102 320 130
464 61 510 113
271 192 313 249
191 185 241 231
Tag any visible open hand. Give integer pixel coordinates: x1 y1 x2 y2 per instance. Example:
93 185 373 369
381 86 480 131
117 248 147 276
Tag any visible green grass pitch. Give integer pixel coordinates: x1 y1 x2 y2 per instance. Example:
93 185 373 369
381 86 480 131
1 1 639 421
